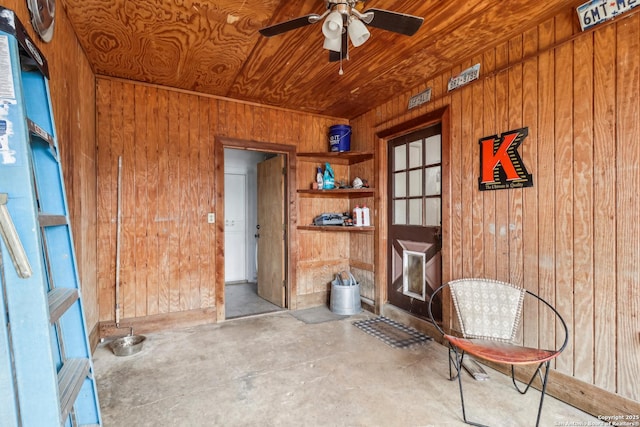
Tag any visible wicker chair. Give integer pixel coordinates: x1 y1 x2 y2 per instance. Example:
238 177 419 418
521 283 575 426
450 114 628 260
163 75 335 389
428 278 568 427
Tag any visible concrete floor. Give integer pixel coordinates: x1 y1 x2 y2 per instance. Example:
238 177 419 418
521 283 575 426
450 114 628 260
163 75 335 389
94 309 600 427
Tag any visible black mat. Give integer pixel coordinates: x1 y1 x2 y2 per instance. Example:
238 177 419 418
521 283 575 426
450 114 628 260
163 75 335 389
353 316 432 348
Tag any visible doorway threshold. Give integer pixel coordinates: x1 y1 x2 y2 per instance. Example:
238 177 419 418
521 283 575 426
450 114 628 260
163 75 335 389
225 282 283 319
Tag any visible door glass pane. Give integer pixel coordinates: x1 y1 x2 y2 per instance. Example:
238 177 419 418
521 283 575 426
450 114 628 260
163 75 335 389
408 169 422 197
394 172 406 197
394 200 406 225
425 135 441 165
409 199 422 225
424 166 441 196
394 145 406 171
425 197 441 226
408 140 422 169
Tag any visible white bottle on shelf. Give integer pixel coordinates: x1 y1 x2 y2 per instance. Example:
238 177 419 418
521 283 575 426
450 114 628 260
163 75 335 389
316 167 323 189
361 205 370 226
353 205 363 226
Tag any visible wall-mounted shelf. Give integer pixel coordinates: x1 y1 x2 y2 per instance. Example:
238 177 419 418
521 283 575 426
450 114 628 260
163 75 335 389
298 225 374 233
297 151 373 165
297 188 374 198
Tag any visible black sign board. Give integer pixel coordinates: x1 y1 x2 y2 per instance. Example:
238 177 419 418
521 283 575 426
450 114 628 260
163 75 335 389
479 127 533 191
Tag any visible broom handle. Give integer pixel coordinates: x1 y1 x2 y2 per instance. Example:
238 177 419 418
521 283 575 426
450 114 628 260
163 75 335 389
115 156 122 327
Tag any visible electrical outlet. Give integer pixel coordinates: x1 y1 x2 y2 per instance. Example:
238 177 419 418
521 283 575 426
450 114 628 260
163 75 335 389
207 213 215 224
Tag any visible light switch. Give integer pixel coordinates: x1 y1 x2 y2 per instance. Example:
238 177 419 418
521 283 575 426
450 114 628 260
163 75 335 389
207 213 215 223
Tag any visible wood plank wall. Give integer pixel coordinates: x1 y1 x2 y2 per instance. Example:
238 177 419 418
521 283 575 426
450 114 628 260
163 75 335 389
7 0 637 414
96 78 346 325
352 7 640 406
3 1 99 332
92 3 638 411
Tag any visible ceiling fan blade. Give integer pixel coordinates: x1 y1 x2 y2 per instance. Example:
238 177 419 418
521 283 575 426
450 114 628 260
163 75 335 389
328 32 348 62
259 14 321 37
363 8 424 36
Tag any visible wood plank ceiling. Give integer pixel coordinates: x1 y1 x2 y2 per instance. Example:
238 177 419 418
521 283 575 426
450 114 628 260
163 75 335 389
62 0 582 119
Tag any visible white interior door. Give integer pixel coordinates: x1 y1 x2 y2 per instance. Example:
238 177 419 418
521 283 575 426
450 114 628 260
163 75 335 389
225 173 246 283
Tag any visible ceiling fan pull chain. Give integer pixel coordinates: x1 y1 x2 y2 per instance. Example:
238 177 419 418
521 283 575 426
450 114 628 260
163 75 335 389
339 44 344 75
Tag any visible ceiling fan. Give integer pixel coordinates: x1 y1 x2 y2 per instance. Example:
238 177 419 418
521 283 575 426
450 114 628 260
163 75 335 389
259 1 424 73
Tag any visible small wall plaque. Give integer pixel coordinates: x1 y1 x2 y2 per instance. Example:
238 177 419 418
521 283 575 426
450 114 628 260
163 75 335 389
448 64 480 92
408 88 432 110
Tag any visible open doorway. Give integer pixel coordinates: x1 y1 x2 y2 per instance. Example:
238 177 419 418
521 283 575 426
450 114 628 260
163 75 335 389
223 148 287 319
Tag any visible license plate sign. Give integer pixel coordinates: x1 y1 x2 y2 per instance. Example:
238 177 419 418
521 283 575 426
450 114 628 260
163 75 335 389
577 0 639 31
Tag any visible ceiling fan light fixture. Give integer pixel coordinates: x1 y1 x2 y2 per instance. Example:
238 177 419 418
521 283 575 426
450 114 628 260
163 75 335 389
323 36 342 52
322 11 343 39
335 3 350 15
258 1 424 74
348 17 370 47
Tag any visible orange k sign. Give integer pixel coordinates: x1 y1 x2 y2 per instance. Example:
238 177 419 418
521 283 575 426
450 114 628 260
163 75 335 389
478 127 533 191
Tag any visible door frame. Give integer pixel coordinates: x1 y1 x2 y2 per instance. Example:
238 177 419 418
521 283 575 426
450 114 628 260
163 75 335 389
375 107 452 322
214 137 297 321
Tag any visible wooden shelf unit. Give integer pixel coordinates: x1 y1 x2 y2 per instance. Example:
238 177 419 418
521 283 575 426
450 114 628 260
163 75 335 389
296 150 374 231
297 151 374 165
297 188 374 198
298 225 374 232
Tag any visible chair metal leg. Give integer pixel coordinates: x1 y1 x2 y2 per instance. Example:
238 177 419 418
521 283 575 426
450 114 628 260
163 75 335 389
452 347 468 422
510 361 552 427
534 361 552 427
450 348 489 427
448 346 461 380
511 362 545 395
452 352 552 426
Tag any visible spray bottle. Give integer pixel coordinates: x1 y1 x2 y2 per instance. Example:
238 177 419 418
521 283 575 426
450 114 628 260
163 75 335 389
316 167 323 189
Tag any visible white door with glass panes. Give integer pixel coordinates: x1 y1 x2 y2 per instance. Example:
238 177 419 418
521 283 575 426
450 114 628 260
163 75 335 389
387 124 443 321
